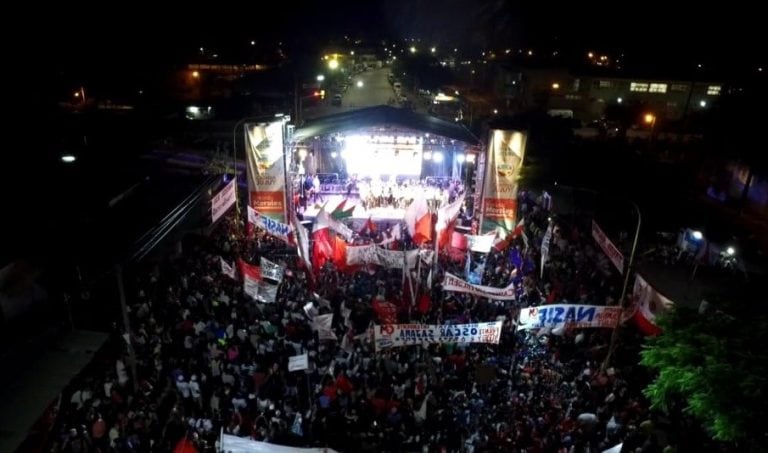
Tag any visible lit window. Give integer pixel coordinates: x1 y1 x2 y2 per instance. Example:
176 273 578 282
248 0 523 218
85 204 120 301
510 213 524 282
630 82 649 92
649 83 667 93
707 85 721 95
670 84 688 92
598 80 612 88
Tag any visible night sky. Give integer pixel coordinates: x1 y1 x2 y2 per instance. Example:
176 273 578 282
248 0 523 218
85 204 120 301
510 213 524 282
21 1 765 76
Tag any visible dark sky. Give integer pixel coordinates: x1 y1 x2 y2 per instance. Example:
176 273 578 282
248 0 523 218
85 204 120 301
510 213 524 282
23 1 764 71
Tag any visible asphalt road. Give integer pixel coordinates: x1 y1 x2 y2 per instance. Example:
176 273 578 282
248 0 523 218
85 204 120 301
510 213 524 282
303 67 397 119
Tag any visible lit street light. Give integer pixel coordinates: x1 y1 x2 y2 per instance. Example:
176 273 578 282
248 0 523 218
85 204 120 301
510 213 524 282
430 47 436 53
328 59 339 70
356 80 364 88
551 82 560 90
691 230 703 240
617 97 623 103
699 100 707 108
61 154 76 163
410 46 417 54
726 246 736 256
316 75 325 82
192 70 200 79
644 113 656 125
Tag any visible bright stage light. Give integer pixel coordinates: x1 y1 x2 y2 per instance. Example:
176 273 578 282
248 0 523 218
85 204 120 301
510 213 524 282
423 151 432 161
432 151 444 163
456 154 465 163
342 134 422 176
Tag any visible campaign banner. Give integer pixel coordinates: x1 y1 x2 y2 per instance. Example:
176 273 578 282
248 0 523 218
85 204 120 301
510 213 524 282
374 321 503 350
211 179 237 224
288 353 309 372
481 130 526 233
517 304 621 331
443 272 516 300
260 257 284 283
346 245 419 269
592 220 624 274
246 120 287 222
248 206 294 244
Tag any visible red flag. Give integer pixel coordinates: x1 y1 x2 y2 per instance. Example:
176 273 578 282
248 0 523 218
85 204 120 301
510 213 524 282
417 294 431 314
405 195 432 245
436 194 464 249
312 207 334 271
331 235 348 271
237 259 261 280
358 216 377 235
372 296 398 324
173 437 198 453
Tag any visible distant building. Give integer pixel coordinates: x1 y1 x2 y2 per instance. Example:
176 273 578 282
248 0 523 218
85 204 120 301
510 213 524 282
493 65 724 122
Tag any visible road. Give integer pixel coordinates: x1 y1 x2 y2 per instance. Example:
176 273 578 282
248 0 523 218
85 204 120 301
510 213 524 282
303 67 398 119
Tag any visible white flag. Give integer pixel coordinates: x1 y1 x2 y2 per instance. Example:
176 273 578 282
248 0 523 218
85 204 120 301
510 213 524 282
220 257 236 279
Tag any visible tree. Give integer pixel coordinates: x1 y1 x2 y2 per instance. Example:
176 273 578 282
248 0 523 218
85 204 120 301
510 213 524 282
640 303 768 450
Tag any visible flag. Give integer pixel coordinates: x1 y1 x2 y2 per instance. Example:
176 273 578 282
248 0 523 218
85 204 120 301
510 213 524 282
291 413 304 437
239 259 262 300
312 207 334 270
417 293 431 315
436 194 464 249
173 437 198 453
378 223 401 247
331 235 348 270
290 209 312 275
359 216 377 235
540 223 553 279
220 257 236 279
330 199 355 220
372 296 398 324
405 195 432 245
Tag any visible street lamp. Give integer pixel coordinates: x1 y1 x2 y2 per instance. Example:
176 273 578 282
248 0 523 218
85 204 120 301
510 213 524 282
726 246 736 256
356 80 364 88
192 70 200 79
328 59 339 70
316 75 325 82
644 113 656 125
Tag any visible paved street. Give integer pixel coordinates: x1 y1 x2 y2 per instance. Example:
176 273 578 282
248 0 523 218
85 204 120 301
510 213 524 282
304 67 397 119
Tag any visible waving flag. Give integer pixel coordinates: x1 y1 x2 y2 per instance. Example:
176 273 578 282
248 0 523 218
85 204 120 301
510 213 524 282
436 194 465 249
405 195 432 245
220 257 236 279
330 199 355 220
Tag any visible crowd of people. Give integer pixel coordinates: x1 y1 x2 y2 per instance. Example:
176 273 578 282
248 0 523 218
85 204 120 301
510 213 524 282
49 190 668 453
300 175 463 214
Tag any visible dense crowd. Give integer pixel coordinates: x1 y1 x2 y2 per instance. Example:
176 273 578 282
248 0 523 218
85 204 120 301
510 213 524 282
51 191 665 453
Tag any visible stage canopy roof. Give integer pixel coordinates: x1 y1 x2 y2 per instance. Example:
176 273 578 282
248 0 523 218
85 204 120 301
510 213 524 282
291 106 480 146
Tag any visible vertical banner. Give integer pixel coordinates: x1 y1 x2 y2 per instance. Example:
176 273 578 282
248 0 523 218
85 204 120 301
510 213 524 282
481 130 526 234
591 220 625 274
211 178 237 224
245 119 287 223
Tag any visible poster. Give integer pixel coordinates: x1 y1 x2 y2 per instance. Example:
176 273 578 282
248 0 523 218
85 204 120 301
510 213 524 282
481 130 526 234
245 119 288 222
211 178 237 223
